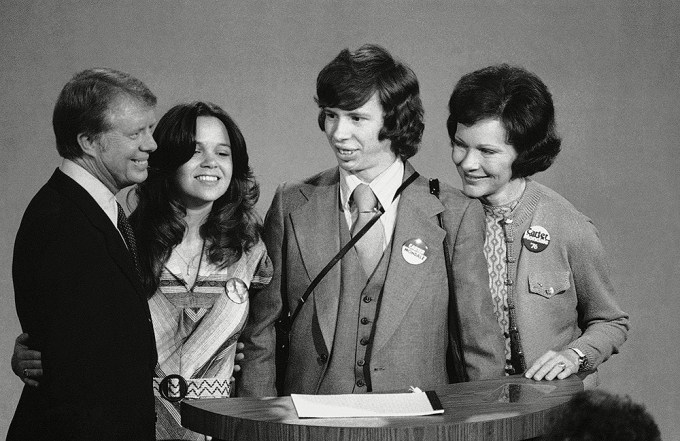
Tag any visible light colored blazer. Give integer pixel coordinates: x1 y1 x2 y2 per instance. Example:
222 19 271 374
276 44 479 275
238 163 504 397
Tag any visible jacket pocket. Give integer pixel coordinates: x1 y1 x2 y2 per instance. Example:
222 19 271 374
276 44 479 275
528 271 571 299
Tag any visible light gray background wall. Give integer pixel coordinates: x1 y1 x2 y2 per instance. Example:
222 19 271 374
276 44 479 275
1 1 678 439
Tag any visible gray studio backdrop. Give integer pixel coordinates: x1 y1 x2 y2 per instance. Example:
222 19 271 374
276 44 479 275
1 1 678 439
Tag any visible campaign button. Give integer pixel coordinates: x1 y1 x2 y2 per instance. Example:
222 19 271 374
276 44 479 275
522 225 550 253
225 278 248 304
401 238 429 264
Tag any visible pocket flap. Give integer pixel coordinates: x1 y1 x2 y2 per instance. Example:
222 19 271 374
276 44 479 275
528 271 571 298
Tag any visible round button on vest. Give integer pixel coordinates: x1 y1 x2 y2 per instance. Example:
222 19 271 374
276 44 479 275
360 337 369 345
357 359 365 366
363 296 372 303
356 379 365 387
360 317 370 325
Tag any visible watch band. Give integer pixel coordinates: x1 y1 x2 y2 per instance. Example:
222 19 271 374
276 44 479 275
569 347 587 371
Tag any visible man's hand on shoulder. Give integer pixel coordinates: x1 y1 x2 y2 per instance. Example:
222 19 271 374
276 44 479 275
12 333 43 388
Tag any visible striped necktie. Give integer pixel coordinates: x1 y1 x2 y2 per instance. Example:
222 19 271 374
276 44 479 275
116 202 142 281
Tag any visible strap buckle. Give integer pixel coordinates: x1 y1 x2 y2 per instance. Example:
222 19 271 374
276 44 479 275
158 374 188 403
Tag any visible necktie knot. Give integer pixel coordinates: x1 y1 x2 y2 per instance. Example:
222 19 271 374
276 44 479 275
352 183 378 213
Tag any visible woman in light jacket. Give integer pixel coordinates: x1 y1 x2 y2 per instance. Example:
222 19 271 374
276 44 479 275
446 64 629 387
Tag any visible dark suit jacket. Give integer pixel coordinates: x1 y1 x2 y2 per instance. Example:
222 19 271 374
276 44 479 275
238 163 504 397
8 169 157 441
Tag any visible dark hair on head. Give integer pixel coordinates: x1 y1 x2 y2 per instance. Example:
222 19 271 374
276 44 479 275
447 64 561 178
130 101 261 295
543 389 661 441
315 44 424 160
52 67 157 159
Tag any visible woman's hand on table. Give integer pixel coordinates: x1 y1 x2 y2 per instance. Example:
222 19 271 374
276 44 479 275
524 349 579 381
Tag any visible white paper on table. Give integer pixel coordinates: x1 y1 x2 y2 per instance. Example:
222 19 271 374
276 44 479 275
291 391 444 418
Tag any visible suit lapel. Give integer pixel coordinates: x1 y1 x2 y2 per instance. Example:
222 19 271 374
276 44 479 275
372 165 447 354
289 168 342 351
49 169 147 303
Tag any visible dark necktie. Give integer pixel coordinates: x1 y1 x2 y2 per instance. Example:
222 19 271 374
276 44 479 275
351 184 385 275
116 202 142 281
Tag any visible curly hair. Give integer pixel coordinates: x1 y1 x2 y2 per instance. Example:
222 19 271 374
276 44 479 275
447 64 561 179
130 101 261 295
543 390 660 441
315 44 424 160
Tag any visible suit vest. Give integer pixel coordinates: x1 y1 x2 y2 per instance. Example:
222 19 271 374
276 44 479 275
317 209 392 394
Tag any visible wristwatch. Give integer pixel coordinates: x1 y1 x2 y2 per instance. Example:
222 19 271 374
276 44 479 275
569 347 587 371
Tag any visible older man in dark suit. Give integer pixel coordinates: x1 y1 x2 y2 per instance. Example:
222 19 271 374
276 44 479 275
8 68 158 440
238 45 505 397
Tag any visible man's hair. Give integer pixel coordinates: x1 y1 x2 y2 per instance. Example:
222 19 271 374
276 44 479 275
447 64 561 179
130 101 261 295
543 390 661 441
52 68 157 159
315 44 424 160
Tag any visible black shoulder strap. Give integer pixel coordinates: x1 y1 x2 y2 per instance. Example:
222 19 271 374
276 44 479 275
429 178 469 383
287 171 420 325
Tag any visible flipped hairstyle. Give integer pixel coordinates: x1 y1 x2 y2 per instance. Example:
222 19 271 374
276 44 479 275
130 101 261 295
315 44 424 160
52 67 157 159
543 390 661 441
447 64 561 178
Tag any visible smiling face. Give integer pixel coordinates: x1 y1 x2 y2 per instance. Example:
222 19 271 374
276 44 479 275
451 118 523 206
88 96 157 193
323 93 396 182
174 116 233 210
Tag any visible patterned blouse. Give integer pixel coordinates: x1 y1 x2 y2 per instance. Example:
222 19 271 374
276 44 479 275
483 198 522 375
150 240 272 441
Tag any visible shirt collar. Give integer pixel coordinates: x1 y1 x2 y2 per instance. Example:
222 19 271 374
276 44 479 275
59 158 120 226
339 158 405 211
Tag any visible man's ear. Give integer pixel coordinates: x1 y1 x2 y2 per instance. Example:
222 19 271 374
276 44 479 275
77 132 98 158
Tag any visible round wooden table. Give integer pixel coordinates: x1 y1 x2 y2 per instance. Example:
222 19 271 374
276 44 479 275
181 375 582 440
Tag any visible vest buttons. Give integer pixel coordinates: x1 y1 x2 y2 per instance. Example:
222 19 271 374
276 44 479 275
363 296 372 303
357 359 365 367
317 353 328 364
356 379 365 387
361 317 370 325
360 337 369 346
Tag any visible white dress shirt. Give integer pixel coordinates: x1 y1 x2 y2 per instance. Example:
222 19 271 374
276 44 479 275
339 159 405 251
59 158 127 241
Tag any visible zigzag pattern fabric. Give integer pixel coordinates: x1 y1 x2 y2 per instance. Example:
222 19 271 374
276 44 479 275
153 377 231 400
483 204 514 374
149 240 272 440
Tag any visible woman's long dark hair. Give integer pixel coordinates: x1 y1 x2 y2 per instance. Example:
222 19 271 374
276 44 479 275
130 101 261 295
